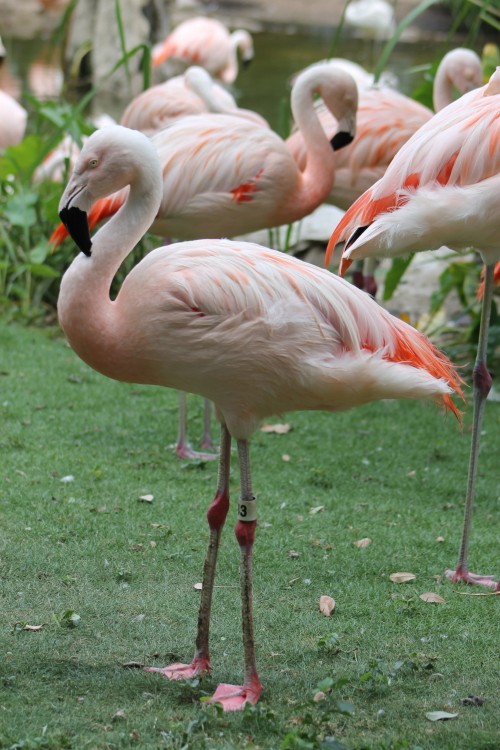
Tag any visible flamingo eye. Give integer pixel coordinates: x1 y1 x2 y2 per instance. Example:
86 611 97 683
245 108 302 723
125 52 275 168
88 158 98 169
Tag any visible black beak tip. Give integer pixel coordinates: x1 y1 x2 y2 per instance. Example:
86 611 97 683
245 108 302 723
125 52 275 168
59 205 92 257
330 131 354 152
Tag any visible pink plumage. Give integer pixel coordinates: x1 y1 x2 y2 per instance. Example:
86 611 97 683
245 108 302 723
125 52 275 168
0 89 27 148
152 17 254 84
57 125 463 710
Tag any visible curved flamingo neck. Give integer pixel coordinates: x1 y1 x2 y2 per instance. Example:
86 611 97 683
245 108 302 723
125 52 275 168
58 141 163 376
433 63 454 112
289 69 349 213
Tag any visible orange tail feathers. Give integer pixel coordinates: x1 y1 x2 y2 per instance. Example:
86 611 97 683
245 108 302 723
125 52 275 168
49 194 125 249
389 317 465 421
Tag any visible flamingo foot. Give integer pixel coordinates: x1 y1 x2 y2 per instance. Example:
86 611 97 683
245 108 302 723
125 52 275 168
445 565 497 588
206 680 262 712
175 443 219 461
144 658 210 680
200 436 219 453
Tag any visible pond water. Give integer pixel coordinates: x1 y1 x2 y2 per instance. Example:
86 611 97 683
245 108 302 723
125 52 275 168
0 27 487 133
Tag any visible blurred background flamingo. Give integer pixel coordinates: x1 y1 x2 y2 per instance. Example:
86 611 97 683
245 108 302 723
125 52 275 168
152 16 254 84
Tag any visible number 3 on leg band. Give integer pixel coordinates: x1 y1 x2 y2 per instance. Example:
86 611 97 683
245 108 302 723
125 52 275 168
238 498 257 522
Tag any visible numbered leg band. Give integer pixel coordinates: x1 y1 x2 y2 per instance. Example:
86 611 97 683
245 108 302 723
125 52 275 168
238 498 257 522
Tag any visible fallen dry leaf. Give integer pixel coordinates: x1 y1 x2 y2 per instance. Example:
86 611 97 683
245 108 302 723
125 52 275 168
260 423 292 434
309 506 325 515
420 592 445 603
390 572 416 583
319 595 336 616
138 494 154 503
313 691 327 702
354 537 372 549
460 695 485 706
425 711 457 721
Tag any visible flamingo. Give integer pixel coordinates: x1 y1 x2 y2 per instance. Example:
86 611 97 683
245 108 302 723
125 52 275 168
287 48 483 293
50 61 358 458
120 65 268 135
151 17 254 84
0 89 27 149
327 68 500 589
57 124 463 710
344 0 395 40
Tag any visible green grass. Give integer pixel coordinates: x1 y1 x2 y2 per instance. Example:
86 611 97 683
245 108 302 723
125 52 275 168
0 318 499 750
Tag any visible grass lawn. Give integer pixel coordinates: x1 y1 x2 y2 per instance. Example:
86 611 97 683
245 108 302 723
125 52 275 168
0 318 499 750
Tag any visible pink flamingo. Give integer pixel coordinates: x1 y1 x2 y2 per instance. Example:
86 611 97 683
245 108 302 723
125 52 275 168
57 124 463 710
327 68 500 589
0 89 27 149
50 61 359 458
120 65 268 135
287 48 483 294
152 17 254 84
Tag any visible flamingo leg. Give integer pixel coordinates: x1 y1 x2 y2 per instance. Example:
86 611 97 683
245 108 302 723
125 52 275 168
208 438 262 711
175 391 218 460
146 424 232 679
446 263 497 588
200 398 219 452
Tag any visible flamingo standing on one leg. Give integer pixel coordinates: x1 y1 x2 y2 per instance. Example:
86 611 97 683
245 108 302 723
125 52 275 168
152 17 254 84
50 61 359 458
327 68 500 589
57 125 463 711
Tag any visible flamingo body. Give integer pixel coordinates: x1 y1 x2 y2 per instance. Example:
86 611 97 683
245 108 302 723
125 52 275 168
119 66 267 136
58 125 463 710
152 17 254 84
0 89 27 148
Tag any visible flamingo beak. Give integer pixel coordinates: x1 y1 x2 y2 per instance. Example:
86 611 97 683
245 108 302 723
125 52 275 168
339 256 352 277
59 205 92 257
330 131 354 150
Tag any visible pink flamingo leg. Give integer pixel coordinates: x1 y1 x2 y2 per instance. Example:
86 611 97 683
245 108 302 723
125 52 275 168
207 438 263 711
146 425 232 679
175 391 219 460
446 264 497 588
200 398 219 452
